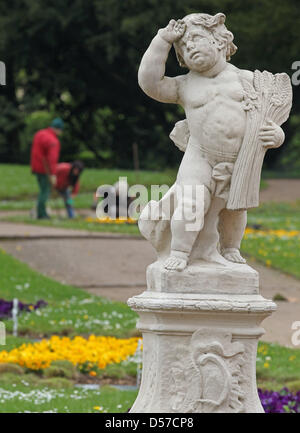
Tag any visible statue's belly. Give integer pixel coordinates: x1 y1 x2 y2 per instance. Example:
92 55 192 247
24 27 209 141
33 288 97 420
188 100 246 156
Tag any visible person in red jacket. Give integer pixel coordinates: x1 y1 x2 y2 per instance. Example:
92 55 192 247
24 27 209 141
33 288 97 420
30 118 64 218
55 161 84 218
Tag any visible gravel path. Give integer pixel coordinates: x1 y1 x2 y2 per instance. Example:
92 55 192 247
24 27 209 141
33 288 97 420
260 179 300 202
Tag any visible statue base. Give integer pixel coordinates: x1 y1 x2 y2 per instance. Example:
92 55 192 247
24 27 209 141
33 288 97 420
127 261 276 413
147 259 259 295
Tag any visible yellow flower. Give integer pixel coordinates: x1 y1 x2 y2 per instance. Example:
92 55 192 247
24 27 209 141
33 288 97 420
0 335 141 371
289 355 296 361
85 217 137 225
263 362 270 368
245 227 300 239
93 406 103 411
265 259 271 267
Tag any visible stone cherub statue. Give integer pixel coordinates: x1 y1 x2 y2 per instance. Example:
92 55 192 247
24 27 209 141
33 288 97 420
138 12 292 272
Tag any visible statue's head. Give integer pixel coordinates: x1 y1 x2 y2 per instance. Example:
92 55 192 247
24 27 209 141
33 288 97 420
174 13 237 72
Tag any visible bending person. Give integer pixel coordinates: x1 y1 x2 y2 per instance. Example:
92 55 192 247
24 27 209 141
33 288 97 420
55 161 84 218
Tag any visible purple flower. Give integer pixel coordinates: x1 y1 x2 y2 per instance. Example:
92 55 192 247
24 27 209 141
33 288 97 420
0 299 47 319
258 388 300 413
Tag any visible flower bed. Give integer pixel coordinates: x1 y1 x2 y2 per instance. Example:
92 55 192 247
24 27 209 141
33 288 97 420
0 299 47 320
0 335 140 371
242 226 300 277
1 334 299 413
245 227 300 239
259 388 300 413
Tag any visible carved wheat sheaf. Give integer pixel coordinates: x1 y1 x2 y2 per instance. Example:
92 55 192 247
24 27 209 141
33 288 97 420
227 69 293 210
169 329 245 413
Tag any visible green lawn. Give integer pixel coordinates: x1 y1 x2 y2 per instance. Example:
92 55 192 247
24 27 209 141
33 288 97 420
247 201 300 230
0 192 94 211
0 164 176 200
3 335 34 352
242 236 300 278
0 383 137 413
241 201 300 278
256 341 300 392
0 249 138 338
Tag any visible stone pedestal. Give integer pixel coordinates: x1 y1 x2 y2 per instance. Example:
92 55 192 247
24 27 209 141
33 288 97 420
127 261 276 413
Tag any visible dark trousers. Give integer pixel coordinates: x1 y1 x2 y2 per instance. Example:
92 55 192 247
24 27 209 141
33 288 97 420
35 173 51 218
59 188 75 218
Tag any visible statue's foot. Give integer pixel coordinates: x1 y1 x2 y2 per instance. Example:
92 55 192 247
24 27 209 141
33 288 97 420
222 248 246 264
164 256 187 271
164 251 188 271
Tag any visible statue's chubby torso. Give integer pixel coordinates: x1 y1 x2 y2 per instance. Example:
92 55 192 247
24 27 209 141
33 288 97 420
179 66 248 157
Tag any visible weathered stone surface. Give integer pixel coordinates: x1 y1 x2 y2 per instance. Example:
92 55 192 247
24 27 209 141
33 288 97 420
128 295 275 413
147 260 259 295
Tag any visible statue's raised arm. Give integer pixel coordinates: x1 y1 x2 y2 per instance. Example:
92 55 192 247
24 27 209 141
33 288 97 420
138 19 186 104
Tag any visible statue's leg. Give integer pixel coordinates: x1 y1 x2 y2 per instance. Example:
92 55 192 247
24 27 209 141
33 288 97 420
164 151 212 271
218 208 247 264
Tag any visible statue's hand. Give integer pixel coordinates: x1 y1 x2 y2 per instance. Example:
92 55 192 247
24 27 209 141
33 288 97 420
259 120 285 149
158 19 186 44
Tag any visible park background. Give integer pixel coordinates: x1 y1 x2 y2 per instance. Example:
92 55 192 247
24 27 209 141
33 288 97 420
0 0 299 413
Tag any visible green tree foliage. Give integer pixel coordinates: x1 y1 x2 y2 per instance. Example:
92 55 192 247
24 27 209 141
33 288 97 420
0 0 299 168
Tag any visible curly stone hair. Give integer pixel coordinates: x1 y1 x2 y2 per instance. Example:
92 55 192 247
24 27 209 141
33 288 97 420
174 12 237 67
